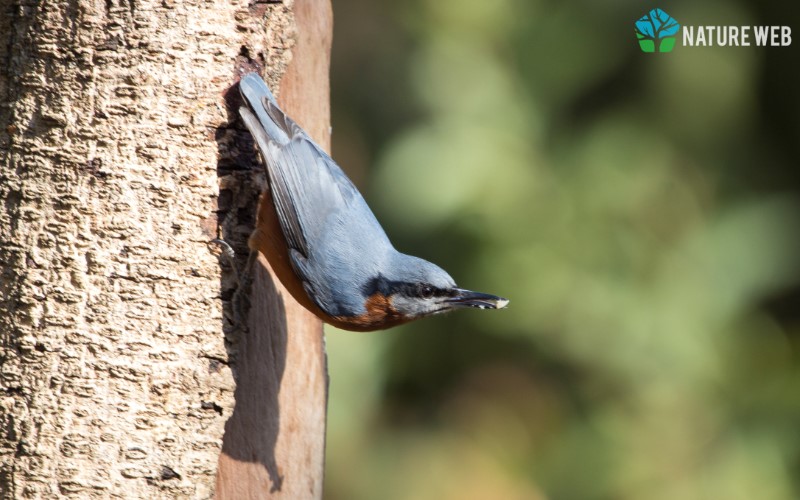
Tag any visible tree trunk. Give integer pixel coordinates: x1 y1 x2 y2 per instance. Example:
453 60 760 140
215 0 331 498
0 0 330 498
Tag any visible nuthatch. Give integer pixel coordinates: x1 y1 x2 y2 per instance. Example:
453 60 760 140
238 73 508 331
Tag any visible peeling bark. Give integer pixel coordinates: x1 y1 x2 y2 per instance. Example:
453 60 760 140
215 0 332 495
0 0 329 498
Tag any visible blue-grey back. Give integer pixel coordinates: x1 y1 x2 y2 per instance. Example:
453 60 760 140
275 140 396 316
239 73 398 317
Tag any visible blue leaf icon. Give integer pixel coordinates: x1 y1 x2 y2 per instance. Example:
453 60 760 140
635 8 680 53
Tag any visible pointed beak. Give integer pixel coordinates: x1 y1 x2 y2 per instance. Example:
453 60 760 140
445 288 509 310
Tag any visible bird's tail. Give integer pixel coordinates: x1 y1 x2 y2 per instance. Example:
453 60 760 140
238 73 292 146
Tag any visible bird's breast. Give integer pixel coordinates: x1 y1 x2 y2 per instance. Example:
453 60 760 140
329 292 411 332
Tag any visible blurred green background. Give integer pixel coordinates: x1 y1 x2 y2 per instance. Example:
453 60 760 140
323 1 800 498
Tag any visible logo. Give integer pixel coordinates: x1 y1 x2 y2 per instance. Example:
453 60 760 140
635 8 680 53
635 8 792 52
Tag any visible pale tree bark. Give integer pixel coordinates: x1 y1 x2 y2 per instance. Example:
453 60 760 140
215 0 331 498
0 0 330 498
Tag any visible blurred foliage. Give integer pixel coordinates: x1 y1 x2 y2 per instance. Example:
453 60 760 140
324 1 800 499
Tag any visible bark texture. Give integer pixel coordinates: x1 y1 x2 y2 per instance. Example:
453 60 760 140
215 0 331 498
0 0 328 498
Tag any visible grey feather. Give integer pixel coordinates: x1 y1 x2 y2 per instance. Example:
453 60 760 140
239 73 399 316
238 73 287 144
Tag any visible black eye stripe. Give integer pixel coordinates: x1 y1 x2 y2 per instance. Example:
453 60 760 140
401 283 442 298
416 284 456 298
361 275 453 299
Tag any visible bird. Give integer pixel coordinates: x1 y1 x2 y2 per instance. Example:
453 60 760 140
237 72 508 332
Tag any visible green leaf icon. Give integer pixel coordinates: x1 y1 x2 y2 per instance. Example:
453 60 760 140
659 37 676 52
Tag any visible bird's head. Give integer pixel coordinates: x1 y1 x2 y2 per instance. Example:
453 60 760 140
369 254 509 321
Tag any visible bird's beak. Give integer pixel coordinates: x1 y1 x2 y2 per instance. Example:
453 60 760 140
445 288 509 310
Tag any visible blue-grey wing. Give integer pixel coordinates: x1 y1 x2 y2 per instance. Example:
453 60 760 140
238 73 363 261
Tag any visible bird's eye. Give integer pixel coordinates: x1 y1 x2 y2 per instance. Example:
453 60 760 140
419 285 434 299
